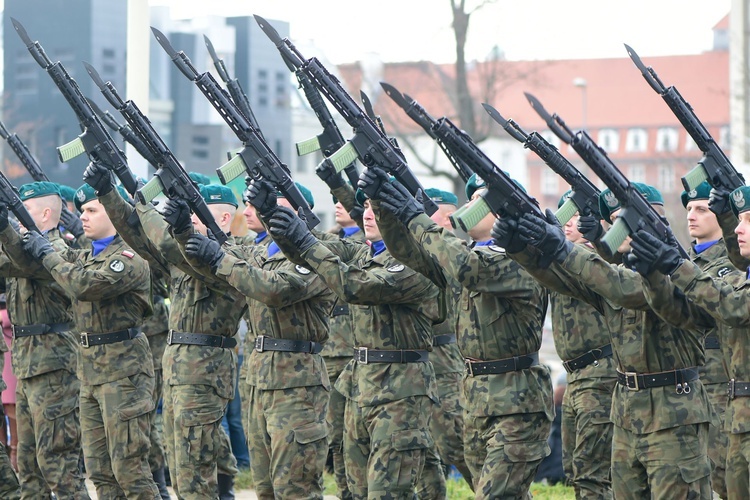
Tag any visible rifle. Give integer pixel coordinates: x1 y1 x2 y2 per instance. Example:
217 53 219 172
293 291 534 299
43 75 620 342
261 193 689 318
84 62 229 245
482 103 601 225
10 18 138 195
87 98 159 168
526 92 688 259
151 27 320 229
625 44 744 192
255 15 438 216
381 81 476 183
0 170 39 233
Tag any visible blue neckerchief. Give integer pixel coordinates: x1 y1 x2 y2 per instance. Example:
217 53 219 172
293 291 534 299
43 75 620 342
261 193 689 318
92 235 116 256
267 241 280 257
341 226 361 238
474 239 494 247
255 231 268 244
694 239 719 254
746 266 750 280
370 239 386 257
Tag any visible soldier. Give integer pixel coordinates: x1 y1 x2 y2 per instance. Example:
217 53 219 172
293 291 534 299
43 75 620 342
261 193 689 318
20 183 158 498
81 162 245 499
0 182 87 499
359 170 553 498
0 305 20 500
495 183 714 499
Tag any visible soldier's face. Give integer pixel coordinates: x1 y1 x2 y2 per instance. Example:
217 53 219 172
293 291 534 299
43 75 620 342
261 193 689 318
243 203 265 233
79 199 116 240
362 200 382 242
734 212 750 257
563 213 586 244
686 200 721 244
430 204 456 230
335 202 355 227
23 195 60 232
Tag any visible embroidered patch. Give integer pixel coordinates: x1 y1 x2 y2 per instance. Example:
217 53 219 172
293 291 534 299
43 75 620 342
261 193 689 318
77 190 86 202
121 250 135 259
604 191 619 208
733 189 745 209
109 260 125 272
717 266 732 278
295 265 311 275
387 264 405 272
688 189 698 199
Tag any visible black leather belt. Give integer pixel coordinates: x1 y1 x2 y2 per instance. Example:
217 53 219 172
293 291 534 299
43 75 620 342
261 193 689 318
255 335 322 354
354 347 429 364
80 327 141 348
704 336 720 350
563 344 613 373
728 379 750 400
332 304 349 317
433 334 457 346
168 330 237 349
465 352 539 377
13 322 71 338
617 367 699 393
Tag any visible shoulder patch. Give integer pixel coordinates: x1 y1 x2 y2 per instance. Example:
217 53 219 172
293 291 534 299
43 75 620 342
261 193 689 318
717 266 733 278
109 259 125 273
121 250 135 259
294 264 311 275
387 263 405 273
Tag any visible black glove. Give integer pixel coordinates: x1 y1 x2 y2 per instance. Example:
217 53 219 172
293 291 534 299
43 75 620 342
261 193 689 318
348 205 364 221
517 209 572 264
59 209 84 238
22 231 54 260
83 162 114 196
184 233 225 273
316 159 345 189
378 181 424 225
245 179 278 217
162 198 192 234
577 214 604 242
629 230 684 276
0 204 8 232
490 216 525 253
267 206 318 253
708 186 733 216
357 166 389 201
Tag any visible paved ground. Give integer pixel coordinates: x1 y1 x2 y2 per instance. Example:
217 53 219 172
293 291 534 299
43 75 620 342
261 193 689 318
85 479 339 499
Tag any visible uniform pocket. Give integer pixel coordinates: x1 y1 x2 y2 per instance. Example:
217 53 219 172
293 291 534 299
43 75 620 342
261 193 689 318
43 374 80 454
504 439 550 463
293 421 328 445
678 455 711 484
385 428 433 494
116 375 155 459
178 405 225 467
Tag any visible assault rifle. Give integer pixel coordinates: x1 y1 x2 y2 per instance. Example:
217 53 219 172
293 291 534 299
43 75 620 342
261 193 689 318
151 27 319 229
625 44 744 192
87 98 159 168
11 18 138 195
526 92 688 259
255 15 437 216
482 103 601 225
0 170 39 233
84 62 229 244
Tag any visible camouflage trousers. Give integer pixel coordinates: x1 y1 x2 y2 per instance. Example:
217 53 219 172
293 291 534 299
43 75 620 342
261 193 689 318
726 431 750 499
704 382 728 499
0 350 19 500
344 394 433 499
561 377 615 499
17 369 89 499
162 382 236 499
464 411 551 499
324 356 352 500
417 372 472 499
147 368 165 472
80 372 159 499
247 384 330 500
611 422 711 499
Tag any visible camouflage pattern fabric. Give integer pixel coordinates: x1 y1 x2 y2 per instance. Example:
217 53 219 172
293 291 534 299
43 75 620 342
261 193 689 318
726 432 750 499
0 346 20 500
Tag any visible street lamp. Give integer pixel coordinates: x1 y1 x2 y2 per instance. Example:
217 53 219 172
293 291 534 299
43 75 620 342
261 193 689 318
573 77 587 131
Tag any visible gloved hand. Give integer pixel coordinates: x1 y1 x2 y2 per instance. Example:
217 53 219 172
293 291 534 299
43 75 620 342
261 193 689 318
490 216 526 253
0 204 8 232
267 206 318 253
708 185 733 216
60 208 84 238
517 209 572 264
577 214 604 242
378 181 424 225
184 233 225 273
22 231 54 260
348 205 364 221
83 162 114 196
629 230 684 276
245 179 278 217
162 198 192 234
357 166 389 201
316 159 345 189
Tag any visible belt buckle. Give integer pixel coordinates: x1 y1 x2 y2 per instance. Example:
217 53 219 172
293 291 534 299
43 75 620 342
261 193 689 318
80 332 90 348
356 347 368 364
255 335 266 353
729 379 736 400
166 330 173 345
562 360 573 373
464 359 474 377
624 371 639 391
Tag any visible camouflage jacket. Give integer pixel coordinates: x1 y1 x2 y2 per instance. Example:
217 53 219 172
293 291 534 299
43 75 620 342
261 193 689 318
41 235 154 385
141 267 170 371
0 226 77 379
512 244 713 434
378 210 552 419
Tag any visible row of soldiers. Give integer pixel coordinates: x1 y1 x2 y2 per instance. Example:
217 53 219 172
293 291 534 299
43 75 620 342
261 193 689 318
0 150 747 500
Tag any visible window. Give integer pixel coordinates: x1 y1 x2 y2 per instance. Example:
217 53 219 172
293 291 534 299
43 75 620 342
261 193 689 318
685 135 698 151
597 129 619 153
258 69 268 79
625 128 648 153
655 127 678 152
192 150 209 159
192 135 209 145
628 164 645 183
540 168 558 195
102 48 116 59
657 164 675 192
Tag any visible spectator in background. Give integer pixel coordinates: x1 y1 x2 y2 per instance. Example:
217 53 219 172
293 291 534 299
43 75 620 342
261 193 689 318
0 293 17 472
535 371 566 486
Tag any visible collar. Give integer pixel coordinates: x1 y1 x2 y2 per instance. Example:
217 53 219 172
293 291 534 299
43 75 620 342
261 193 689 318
370 239 386 257
255 231 268 244
693 239 719 254
473 239 494 247
267 241 280 257
340 226 361 238
91 235 116 256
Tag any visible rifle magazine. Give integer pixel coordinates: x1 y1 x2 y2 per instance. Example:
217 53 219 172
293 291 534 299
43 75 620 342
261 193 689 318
296 136 321 156
57 137 86 162
217 154 246 184
555 198 579 226
682 163 709 192
600 217 630 255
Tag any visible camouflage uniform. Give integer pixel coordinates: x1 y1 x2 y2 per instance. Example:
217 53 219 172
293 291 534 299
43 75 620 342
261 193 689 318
97 189 245 499
182 233 336 500
511 244 713 499
377 210 553 498
0 226 88 499
0 323 20 500
550 245 617 499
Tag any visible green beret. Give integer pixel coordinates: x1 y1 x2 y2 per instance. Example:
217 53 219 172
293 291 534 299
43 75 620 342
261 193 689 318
57 184 77 202
424 188 458 206
558 189 573 209
599 182 664 222
200 183 238 208
18 181 61 202
74 184 129 212
466 172 527 200
189 172 211 186
730 186 750 217
279 182 314 209
680 181 711 208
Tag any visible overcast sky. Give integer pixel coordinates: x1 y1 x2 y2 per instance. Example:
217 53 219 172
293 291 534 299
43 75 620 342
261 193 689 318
150 0 732 64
